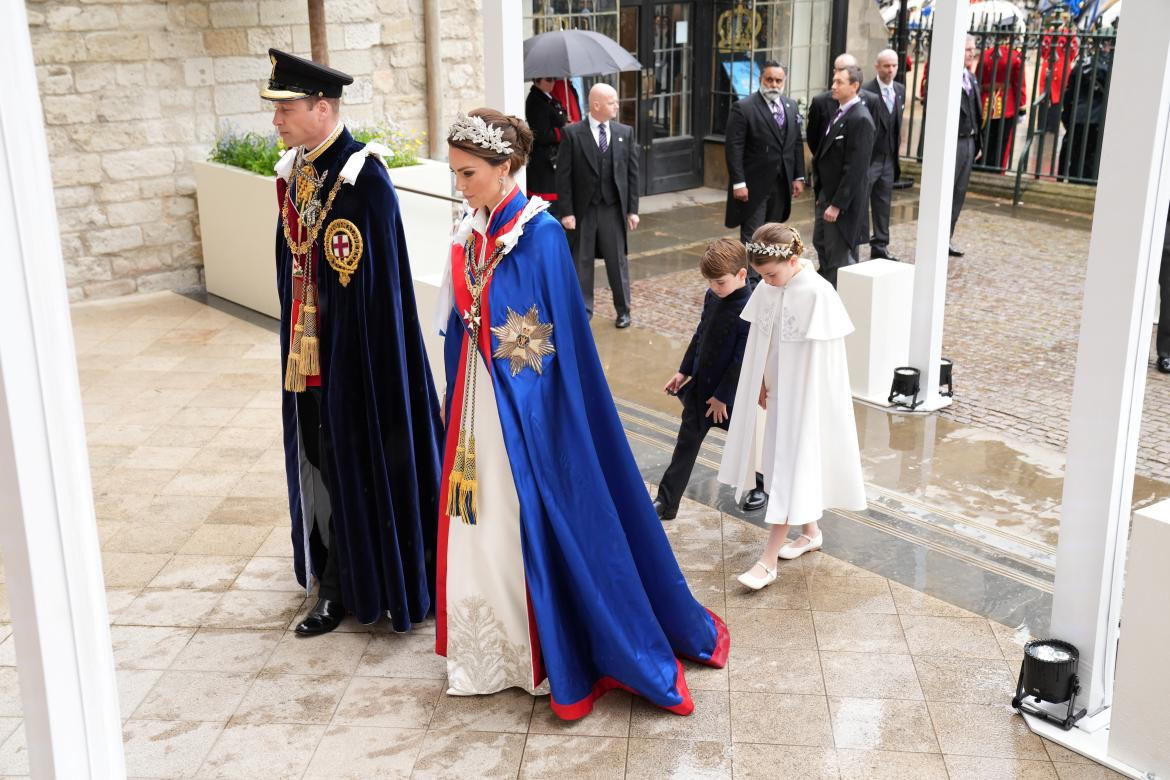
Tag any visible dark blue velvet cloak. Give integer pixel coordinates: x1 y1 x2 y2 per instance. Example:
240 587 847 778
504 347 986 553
276 128 443 629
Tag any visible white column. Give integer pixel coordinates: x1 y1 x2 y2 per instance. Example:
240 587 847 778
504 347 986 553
0 3 125 777
1050 0 1170 718
483 0 526 117
481 0 526 191
904 1 966 411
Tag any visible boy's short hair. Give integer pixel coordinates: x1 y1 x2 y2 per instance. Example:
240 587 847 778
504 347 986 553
700 238 746 279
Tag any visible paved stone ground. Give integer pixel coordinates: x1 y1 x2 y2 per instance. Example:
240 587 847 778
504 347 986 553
594 193 1170 484
0 291 1123 778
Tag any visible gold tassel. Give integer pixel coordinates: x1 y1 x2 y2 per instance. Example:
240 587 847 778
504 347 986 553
298 284 320 376
460 434 477 525
284 352 306 392
299 332 320 376
446 436 465 517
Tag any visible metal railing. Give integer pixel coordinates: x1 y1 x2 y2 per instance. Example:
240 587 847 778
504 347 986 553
896 24 1117 204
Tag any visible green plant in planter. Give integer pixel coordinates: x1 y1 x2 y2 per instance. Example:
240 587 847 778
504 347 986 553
209 122 425 175
208 130 285 175
351 122 425 169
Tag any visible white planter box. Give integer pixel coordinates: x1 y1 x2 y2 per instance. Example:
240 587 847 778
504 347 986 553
193 160 282 319
193 156 456 384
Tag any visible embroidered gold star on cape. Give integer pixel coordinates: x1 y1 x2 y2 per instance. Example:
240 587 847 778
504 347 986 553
491 305 555 377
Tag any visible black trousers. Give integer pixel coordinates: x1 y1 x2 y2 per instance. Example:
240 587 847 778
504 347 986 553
572 201 630 317
813 200 855 289
656 402 714 515
1158 213 1170 358
296 388 343 603
982 116 1016 170
951 137 976 237
866 153 895 252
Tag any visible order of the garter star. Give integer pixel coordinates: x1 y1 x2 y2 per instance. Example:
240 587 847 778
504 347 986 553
491 306 556 377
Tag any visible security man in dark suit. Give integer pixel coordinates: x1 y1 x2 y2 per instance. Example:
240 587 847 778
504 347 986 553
806 53 860 161
525 77 568 202
724 60 806 260
556 82 640 328
951 35 984 257
812 64 875 288
861 49 905 261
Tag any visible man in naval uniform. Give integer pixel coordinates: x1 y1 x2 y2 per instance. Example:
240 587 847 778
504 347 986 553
263 50 443 636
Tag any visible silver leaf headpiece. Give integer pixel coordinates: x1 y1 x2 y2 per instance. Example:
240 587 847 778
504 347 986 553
448 113 513 156
745 241 797 258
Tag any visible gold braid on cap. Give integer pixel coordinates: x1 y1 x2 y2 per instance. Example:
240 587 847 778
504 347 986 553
448 113 513 156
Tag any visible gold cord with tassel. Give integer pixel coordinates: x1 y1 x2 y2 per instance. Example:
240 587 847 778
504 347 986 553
298 281 320 377
447 234 507 526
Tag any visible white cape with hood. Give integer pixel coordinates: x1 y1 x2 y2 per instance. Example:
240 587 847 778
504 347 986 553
718 261 867 525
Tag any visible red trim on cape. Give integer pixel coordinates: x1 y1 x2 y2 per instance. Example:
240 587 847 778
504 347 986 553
677 610 730 669
528 191 558 201
549 658 695 721
278 178 321 387
433 332 468 657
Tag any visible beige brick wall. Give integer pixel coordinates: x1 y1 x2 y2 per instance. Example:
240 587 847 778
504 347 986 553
28 0 484 302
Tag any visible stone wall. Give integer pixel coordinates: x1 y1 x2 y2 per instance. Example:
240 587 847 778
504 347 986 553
28 0 484 302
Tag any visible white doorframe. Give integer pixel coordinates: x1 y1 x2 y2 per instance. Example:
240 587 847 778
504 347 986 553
0 3 125 776
1049 0 1170 722
905 0 966 411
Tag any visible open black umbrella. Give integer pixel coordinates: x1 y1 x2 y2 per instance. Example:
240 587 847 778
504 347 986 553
522 29 641 79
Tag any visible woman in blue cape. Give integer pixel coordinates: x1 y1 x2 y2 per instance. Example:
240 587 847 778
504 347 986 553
435 109 728 720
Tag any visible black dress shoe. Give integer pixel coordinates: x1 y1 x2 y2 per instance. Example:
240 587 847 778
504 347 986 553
742 488 767 512
870 249 901 262
1157 356 1170 374
652 497 676 521
615 314 631 329
948 246 964 257
294 598 345 637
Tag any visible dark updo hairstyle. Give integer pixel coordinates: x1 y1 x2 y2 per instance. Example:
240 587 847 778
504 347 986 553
446 108 534 175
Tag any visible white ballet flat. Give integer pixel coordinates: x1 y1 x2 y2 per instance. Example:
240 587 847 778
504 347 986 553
737 561 777 590
778 533 823 560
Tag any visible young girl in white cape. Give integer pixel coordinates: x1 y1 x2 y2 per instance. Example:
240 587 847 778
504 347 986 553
718 223 867 590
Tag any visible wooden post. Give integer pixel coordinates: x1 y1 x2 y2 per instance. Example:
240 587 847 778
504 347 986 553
308 0 328 64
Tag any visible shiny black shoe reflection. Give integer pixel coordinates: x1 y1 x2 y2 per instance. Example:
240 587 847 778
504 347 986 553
294 597 345 637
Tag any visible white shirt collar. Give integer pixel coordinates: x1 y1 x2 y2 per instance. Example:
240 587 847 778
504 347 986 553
837 95 861 112
588 114 608 131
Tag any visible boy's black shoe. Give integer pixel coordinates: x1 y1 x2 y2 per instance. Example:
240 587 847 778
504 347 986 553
294 598 345 636
653 498 676 521
1157 356 1170 374
742 488 767 512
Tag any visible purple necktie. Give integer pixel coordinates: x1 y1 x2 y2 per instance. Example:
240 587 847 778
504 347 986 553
598 122 608 153
825 107 845 136
771 100 786 128
962 71 972 95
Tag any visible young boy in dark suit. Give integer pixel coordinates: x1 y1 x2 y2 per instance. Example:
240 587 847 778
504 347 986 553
654 239 752 520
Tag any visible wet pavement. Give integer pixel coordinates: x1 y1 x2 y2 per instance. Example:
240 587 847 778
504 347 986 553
590 184 1170 572
0 290 1129 778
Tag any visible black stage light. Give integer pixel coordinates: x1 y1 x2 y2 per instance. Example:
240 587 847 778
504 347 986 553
939 357 954 397
888 366 922 410
1011 639 1088 730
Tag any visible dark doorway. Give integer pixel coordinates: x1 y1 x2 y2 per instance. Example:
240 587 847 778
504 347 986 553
618 1 703 194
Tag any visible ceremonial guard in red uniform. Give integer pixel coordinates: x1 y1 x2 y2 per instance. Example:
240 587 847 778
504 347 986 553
978 36 1028 171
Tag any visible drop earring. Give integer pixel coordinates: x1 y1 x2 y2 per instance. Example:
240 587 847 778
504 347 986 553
498 176 507 196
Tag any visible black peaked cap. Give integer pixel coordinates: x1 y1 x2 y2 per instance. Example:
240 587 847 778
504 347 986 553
261 48 354 101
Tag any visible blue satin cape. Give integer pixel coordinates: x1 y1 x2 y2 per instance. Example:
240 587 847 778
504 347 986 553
438 189 729 719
